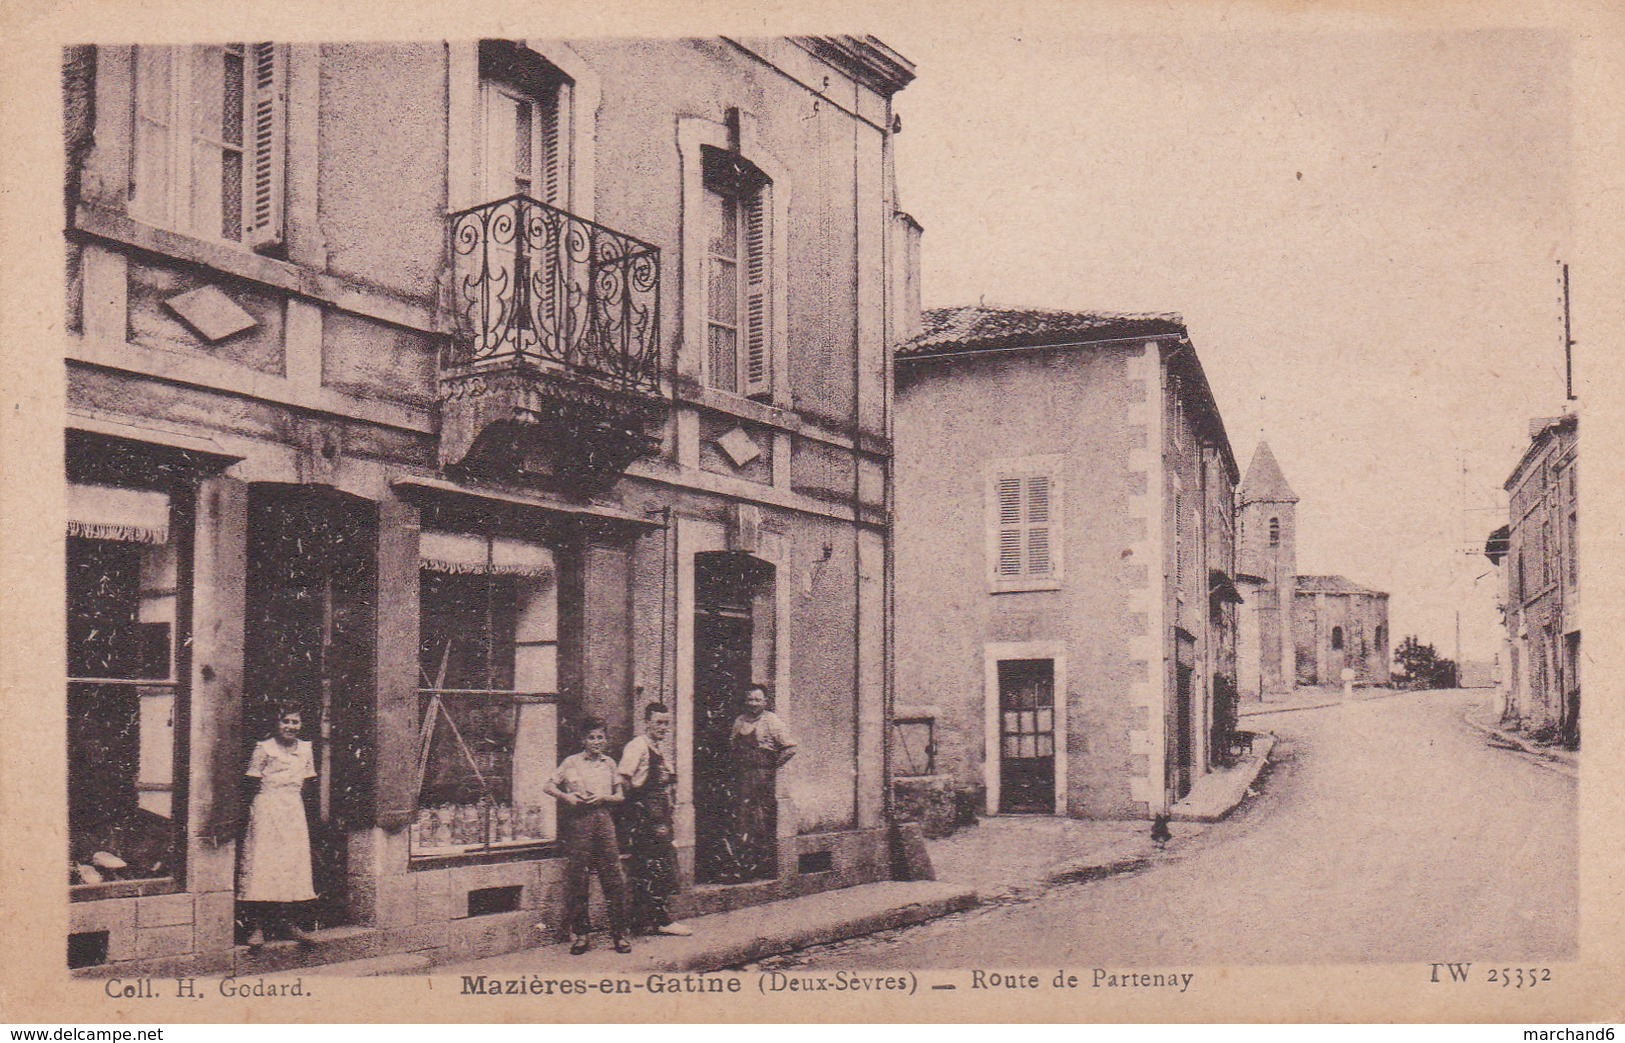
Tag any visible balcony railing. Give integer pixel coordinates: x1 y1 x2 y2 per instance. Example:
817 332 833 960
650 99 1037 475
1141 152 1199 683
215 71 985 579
447 195 661 397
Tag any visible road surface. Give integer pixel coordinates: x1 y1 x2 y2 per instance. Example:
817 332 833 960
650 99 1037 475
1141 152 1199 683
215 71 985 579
780 689 1576 968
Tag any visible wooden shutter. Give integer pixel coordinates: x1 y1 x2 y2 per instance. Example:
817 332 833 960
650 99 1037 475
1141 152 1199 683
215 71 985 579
1026 476 1052 575
539 86 562 206
996 477 1023 576
742 190 771 398
243 43 286 251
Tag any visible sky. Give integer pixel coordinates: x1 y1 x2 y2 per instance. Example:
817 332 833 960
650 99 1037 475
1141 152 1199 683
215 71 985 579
885 25 1574 663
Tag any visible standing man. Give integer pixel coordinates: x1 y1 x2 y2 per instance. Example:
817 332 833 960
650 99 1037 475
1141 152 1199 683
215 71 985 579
544 716 632 955
618 702 693 936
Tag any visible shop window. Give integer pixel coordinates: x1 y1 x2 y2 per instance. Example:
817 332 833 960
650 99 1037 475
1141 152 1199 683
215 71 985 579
411 532 558 859
66 484 181 887
130 44 285 249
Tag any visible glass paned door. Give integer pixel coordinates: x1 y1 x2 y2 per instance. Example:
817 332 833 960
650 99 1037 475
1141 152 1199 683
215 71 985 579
997 659 1055 814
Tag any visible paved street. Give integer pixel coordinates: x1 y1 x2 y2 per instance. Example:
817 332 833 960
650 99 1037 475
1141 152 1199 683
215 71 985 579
774 689 1577 968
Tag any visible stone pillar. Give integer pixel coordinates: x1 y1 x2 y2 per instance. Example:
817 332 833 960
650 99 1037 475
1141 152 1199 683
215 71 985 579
187 476 247 954
352 489 420 926
581 544 633 741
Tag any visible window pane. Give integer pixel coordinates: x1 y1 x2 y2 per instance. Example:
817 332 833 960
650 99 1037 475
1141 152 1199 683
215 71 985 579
708 324 737 392
513 99 533 179
419 570 519 691
221 47 244 146
137 687 175 818
1003 735 1019 758
505 701 558 844
68 538 172 681
132 48 173 223
708 258 738 325
221 151 243 241
1036 735 1054 758
1036 707 1053 734
707 189 736 259
417 694 515 807
1019 734 1036 758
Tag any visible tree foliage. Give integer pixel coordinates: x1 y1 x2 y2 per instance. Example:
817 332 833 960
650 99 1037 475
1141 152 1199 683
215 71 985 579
1392 635 1459 690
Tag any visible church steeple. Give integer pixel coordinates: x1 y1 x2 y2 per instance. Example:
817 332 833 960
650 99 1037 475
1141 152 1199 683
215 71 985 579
1239 441 1298 506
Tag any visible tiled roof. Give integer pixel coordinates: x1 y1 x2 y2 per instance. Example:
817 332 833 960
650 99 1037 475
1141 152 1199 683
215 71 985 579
897 305 1186 358
1296 574 1387 596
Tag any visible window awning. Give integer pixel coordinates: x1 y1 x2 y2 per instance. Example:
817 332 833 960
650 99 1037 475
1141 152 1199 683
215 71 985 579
420 530 554 579
66 484 170 544
1209 569 1244 605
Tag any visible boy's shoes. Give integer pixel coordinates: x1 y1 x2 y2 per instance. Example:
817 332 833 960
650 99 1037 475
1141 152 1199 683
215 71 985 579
612 935 632 954
569 935 591 956
656 922 694 937
245 928 265 949
286 924 317 947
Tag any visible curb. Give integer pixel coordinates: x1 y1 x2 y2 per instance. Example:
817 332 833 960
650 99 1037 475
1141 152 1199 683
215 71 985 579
671 889 979 972
1240 686 1422 718
1461 711 1579 769
1170 734 1276 823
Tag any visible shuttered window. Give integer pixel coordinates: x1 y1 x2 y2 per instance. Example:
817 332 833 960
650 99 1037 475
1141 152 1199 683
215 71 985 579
130 44 285 249
480 79 561 203
992 472 1060 588
703 148 772 399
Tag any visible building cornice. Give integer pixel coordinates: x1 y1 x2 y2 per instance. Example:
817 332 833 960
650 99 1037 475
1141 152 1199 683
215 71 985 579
792 36 916 96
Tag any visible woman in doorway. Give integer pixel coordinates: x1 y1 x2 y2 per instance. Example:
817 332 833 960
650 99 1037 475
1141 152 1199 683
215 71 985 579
239 706 318 947
729 685 797 880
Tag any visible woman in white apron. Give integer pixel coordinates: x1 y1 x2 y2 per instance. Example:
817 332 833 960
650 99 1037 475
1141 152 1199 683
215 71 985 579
239 706 318 947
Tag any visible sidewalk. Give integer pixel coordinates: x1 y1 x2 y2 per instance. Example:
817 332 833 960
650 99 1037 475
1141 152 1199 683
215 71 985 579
432 880 976 977
1461 699 1579 772
365 741 1276 978
927 735 1276 897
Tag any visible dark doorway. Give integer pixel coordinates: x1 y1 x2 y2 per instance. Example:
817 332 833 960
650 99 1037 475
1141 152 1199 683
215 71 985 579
692 552 774 884
1173 662 1194 801
1561 632 1580 749
243 485 377 928
996 659 1055 814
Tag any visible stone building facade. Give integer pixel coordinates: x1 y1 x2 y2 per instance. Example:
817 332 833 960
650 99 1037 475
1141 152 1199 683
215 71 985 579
61 36 914 976
893 307 1241 821
1499 414 1579 747
1236 443 1389 697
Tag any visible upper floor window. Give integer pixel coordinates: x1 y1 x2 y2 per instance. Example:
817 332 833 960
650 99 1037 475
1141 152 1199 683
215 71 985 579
131 44 285 249
1331 626 1344 651
478 41 566 206
1268 517 1280 546
702 148 771 399
987 460 1063 593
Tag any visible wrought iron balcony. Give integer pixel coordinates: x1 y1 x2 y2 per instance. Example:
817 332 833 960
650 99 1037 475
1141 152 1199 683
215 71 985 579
440 195 666 490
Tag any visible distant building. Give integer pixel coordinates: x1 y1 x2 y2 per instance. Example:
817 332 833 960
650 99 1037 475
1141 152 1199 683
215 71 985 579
1498 414 1579 746
893 306 1241 821
1235 443 1389 698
